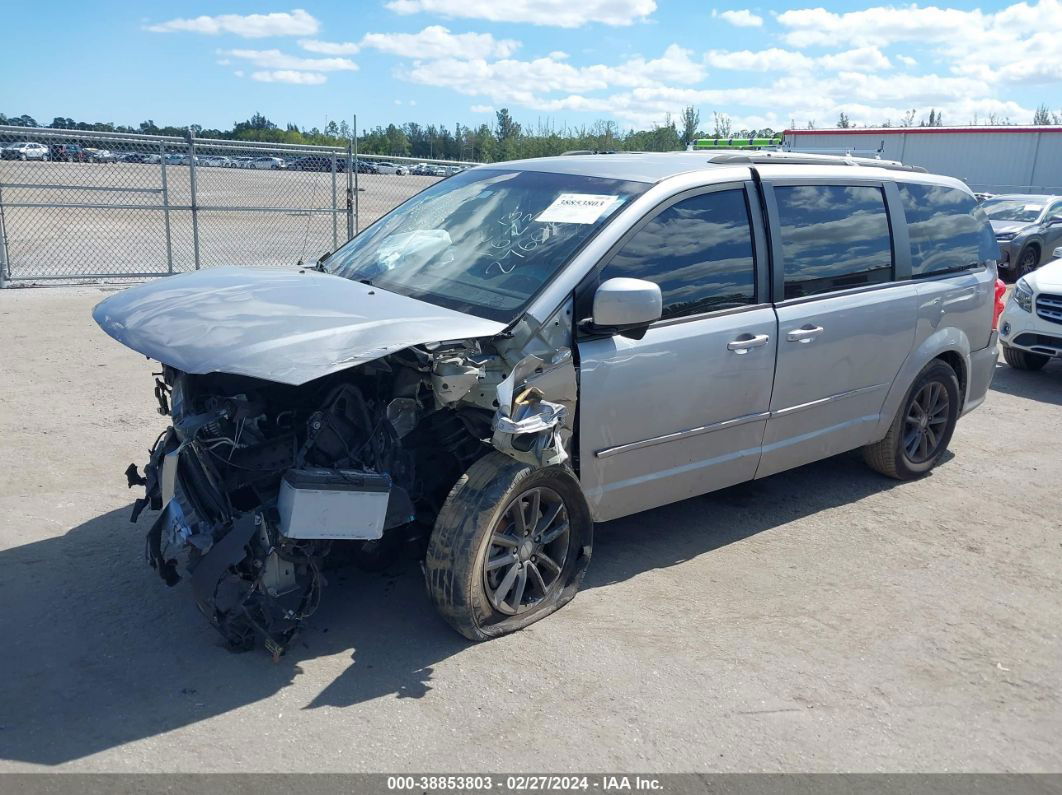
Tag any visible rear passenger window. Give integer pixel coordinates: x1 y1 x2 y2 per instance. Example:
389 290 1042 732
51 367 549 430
775 185 893 299
898 183 997 276
599 189 756 319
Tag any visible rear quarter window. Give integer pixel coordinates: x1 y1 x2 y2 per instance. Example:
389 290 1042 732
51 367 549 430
898 183 997 276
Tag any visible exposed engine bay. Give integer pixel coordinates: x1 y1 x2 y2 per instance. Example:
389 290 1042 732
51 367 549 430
127 327 576 657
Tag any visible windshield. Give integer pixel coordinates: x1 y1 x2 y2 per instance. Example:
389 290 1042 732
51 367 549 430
325 168 647 322
982 199 1045 223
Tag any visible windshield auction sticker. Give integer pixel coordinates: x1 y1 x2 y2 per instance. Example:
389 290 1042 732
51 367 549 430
535 194 620 224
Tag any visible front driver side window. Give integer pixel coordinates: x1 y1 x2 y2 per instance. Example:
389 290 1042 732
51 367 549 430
598 188 757 319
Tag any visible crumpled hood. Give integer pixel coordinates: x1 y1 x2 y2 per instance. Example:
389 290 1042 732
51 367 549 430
92 267 507 385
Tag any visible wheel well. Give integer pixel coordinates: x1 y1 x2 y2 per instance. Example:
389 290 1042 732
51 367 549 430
934 350 967 406
1021 242 1041 260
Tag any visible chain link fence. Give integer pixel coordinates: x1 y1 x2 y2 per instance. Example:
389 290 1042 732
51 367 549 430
0 125 473 285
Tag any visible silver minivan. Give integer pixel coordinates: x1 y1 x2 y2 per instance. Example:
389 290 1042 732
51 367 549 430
94 151 1001 653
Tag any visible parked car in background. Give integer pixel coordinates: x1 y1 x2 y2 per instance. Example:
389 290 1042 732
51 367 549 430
251 156 285 170
355 159 379 174
290 156 346 172
411 162 431 175
374 162 408 175
49 143 89 162
231 157 255 169
999 245 1062 370
430 165 448 177
85 148 118 163
981 194 1062 279
2 142 49 160
200 156 231 167
94 151 1000 653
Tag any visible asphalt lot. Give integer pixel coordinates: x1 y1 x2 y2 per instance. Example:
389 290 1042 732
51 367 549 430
0 161 437 278
0 285 1060 772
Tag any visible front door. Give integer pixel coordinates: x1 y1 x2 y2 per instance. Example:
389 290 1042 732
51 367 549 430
577 184 777 522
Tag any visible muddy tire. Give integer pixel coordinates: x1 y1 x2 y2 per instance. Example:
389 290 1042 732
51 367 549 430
425 451 592 641
1002 345 1049 371
863 359 960 480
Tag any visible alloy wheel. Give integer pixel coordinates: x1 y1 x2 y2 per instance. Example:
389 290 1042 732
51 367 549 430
482 486 570 616
903 381 951 463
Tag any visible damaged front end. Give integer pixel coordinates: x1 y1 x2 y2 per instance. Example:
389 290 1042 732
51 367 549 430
127 324 576 656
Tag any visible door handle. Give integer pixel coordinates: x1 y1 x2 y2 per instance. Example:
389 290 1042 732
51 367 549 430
786 325 824 343
727 333 770 354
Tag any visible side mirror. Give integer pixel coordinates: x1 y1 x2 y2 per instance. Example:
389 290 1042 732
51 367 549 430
1049 215 1062 226
1053 246 1062 260
590 277 662 332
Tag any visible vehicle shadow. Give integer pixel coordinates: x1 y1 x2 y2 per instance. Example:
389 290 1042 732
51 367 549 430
989 359 1062 406
0 450 905 765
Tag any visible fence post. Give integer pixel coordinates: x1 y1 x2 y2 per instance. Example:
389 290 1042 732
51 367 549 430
0 184 10 288
352 115 359 235
331 150 338 251
346 140 355 240
187 128 202 270
159 140 174 275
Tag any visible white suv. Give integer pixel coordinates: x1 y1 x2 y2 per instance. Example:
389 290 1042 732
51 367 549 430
999 245 1062 370
3 142 48 161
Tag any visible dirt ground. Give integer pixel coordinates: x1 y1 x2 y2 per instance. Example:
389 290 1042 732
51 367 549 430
0 285 1060 773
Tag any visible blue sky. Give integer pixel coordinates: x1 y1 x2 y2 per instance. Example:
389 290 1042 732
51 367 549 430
3 1 1061 133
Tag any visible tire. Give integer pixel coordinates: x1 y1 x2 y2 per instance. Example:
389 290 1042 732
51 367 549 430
425 451 593 641
1002 344 1049 371
1016 245 1040 277
864 359 961 480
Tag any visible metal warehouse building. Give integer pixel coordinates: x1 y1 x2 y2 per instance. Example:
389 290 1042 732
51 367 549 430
784 127 1062 195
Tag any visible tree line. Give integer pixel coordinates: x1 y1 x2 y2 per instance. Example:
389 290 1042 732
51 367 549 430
0 107 776 161
3 103 1060 162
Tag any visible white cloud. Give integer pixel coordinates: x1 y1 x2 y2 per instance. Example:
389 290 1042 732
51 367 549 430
384 0 656 28
471 104 494 112
705 45 889 74
223 48 357 71
401 45 703 106
299 39 360 55
360 26 519 59
819 46 891 72
714 9 764 27
897 55 918 67
776 0 1062 86
146 9 319 37
234 70 245 78
251 70 327 84
705 48 814 72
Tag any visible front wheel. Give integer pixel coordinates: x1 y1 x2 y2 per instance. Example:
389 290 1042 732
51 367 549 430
1016 246 1040 277
1002 345 1049 371
425 452 592 640
864 360 960 480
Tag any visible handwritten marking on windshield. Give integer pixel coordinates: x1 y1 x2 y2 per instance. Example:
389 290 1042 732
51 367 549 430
485 210 553 276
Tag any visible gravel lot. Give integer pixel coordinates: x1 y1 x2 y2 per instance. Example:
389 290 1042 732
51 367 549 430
0 285 1060 773
0 161 437 278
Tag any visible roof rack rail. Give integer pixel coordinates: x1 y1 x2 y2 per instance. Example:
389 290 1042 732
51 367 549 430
706 150 928 173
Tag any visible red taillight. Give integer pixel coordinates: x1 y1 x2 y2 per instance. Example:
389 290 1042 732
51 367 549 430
992 278 1007 330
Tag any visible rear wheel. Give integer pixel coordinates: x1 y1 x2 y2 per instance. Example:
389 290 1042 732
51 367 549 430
1002 344 1049 371
425 452 592 640
864 360 960 480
